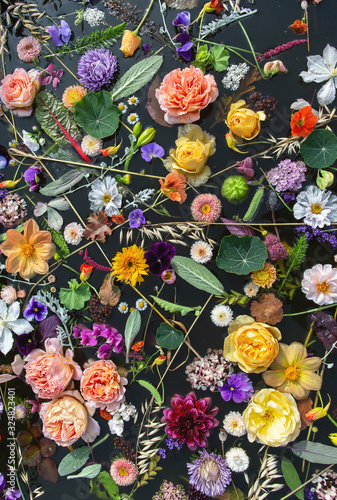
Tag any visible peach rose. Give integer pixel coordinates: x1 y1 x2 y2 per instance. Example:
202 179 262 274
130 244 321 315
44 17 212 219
40 390 100 447
155 66 219 125
80 359 128 412
223 315 281 374
25 338 82 399
226 99 265 143
0 68 41 117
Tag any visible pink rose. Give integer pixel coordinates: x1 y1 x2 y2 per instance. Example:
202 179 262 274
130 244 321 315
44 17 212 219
155 66 219 125
25 338 82 399
40 390 100 447
0 68 41 117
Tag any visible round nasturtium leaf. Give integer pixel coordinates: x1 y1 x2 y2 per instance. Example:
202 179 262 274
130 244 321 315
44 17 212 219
216 235 268 275
156 322 184 350
300 129 337 169
74 91 121 139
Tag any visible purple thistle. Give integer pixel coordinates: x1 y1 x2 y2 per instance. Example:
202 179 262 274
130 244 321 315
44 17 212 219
187 450 231 497
141 142 165 162
129 209 146 229
218 373 254 403
257 39 306 62
48 20 71 47
77 49 118 92
145 242 176 276
23 297 48 322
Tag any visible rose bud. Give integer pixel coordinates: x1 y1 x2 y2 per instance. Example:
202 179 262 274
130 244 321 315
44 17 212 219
120 30 141 58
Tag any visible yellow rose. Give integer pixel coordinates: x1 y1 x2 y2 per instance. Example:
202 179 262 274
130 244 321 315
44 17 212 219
163 124 216 187
225 99 265 142
243 388 301 447
223 315 281 373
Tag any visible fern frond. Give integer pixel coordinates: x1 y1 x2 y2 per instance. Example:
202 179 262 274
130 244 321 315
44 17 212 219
285 235 308 273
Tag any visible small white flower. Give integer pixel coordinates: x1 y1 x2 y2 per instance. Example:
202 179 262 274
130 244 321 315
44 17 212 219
22 130 39 152
223 411 246 437
127 113 139 125
81 135 103 157
118 302 129 314
128 96 139 106
0 300 33 355
301 263 337 305
119 403 137 422
63 222 85 245
118 102 128 114
210 304 233 327
190 241 213 264
243 282 259 298
88 176 122 216
83 7 105 26
293 185 337 228
300 44 337 105
135 298 147 311
108 412 124 436
225 447 249 472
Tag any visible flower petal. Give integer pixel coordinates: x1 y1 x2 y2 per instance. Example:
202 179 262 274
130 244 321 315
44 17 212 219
34 242 56 260
0 325 14 355
262 370 286 387
298 370 323 391
298 356 322 371
30 231 52 247
269 343 288 369
317 78 336 105
288 381 308 400
286 342 307 366
23 219 39 240
4 229 25 248
5 252 23 274
6 301 20 321
7 319 34 335
323 44 337 71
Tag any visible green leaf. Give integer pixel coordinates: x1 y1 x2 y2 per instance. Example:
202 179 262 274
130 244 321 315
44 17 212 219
35 91 79 145
68 464 101 480
137 380 162 405
58 446 90 476
124 309 142 362
281 457 304 500
150 295 201 316
290 440 337 464
74 91 121 139
156 322 184 350
171 256 225 295
216 235 268 275
59 279 91 310
243 187 264 222
300 129 337 169
210 46 229 72
40 170 85 197
90 471 119 499
111 55 163 100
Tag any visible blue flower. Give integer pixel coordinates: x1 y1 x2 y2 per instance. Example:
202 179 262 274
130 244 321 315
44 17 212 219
141 142 165 162
129 209 146 229
23 297 48 322
48 20 71 47
219 372 254 403
173 11 190 29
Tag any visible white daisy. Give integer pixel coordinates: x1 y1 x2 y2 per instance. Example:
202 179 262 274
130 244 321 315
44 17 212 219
128 96 139 106
225 448 249 472
135 298 147 311
210 304 233 327
63 222 85 245
243 282 259 298
190 241 213 264
222 411 246 437
118 302 129 314
293 185 337 228
118 102 128 114
88 176 122 216
81 135 103 157
301 263 337 305
0 300 33 355
127 113 139 125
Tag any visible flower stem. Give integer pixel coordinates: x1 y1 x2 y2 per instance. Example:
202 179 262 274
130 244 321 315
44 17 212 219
238 21 265 78
133 0 156 35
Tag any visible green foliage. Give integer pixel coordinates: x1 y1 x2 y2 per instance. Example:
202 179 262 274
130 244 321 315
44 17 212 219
291 440 337 464
243 187 264 222
90 471 119 499
67 464 101 480
59 279 91 310
300 129 337 169
156 322 184 350
40 170 85 197
137 380 162 405
281 457 304 500
134 454 162 491
211 45 230 71
219 290 250 306
150 296 201 316
216 235 268 275
58 446 90 476
50 229 70 256
124 309 142 363
285 235 308 273
171 256 225 295
74 91 121 139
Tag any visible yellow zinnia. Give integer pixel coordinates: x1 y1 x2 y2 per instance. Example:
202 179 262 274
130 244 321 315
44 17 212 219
111 245 149 287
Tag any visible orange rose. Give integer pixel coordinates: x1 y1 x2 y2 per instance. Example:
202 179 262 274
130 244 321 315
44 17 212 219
80 359 128 412
155 66 218 125
40 390 100 447
0 68 41 117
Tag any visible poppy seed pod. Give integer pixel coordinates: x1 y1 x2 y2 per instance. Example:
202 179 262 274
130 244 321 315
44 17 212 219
120 30 141 57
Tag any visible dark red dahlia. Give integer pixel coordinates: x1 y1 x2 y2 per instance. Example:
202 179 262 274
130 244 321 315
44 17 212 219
161 392 219 451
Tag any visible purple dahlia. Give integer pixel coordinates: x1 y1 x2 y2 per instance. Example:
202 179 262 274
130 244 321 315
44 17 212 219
77 49 117 92
161 392 219 451
187 450 231 497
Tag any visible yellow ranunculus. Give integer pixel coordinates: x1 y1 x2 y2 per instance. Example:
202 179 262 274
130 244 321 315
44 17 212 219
223 315 281 374
243 388 301 447
226 99 265 143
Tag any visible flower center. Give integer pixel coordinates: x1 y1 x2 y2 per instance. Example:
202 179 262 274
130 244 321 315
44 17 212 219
199 458 220 480
332 68 337 76
21 243 35 258
118 467 128 476
127 260 134 268
285 366 299 381
317 280 330 293
311 204 322 214
102 194 111 203
295 117 305 128
138 302 144 308
201 203 211 214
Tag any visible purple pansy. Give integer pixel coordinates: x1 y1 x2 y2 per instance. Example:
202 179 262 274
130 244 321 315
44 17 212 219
48 20 71 47
141 142 165 162
218 372 254 403
129 209 146 229
23 297 48 322
16 332 38 356
23 166 44 192
145 242 176 276
173 11 190 28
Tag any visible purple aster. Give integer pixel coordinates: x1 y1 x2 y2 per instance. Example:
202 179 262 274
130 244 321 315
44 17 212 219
48 20 71 47
4 489 21 500
97 343 112 359
187 450 231 497
23 297 48 322
0 473 5 493
77 49 117 92
129 209 146 229
141 142 165 162
16 332 38 356
218 373 254 403
23 165 44 192
173 11 190 28
145 242 176 276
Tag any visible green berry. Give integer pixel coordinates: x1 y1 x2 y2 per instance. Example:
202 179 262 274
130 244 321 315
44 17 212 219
221 175 249 204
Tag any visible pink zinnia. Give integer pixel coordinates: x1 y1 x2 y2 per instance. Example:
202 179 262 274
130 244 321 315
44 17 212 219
110 458 138 486
190 194 222 223
17 36 42 63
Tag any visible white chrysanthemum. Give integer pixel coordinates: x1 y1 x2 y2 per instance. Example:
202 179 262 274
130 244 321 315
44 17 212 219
210 304 233 327
225 447 249 472
127 113 139 125
63 222 85 245
223 411 246 437
135 298 147 311
293 185 337 228
118 302 129 314
190 241 213 264
0 286 17 305
301 263 337 305
243 281 259 297
81 135 103 157
128 96 139 106
88 176 122 216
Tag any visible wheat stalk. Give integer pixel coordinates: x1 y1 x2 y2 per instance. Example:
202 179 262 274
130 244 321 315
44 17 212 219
247 452 284 500
136 401 166 476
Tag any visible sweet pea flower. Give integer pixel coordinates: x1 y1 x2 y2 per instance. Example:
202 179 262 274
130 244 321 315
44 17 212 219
48 20 71 47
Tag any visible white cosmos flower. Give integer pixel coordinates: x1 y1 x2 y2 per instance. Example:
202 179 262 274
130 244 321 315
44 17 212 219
293 185 337 228
300 44 337 105
88 176 122 216
302 264 337 305
0 300 33 355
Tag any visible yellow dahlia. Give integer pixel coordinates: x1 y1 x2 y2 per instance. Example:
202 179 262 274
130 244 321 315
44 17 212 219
111 245 149 287
251 262 276 288
62 85 87 111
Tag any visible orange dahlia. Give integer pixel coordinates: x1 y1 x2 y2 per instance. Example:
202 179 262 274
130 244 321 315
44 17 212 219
62 85 87 111
290 106 317 138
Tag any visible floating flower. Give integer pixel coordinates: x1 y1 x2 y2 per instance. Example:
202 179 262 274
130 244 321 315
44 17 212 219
141 142 165 162
243 282 259 298
267 158 307 193
77 49 118 92
264 234 288 261
128 96 139 105
127 113 139 125
251 262 277 288
190 240 213 264
306 399 331 421
302 263 337 305
17 36 42 62
293 185 337 228
250 293 284 325
48 20 71 46
88 177 122 216
185 349 232 392
23 297 48 322
16 332 37 357
210 304 233 327
129 209 146 229
0 68 40 117
222 411 246 437
63 222 85 245
226 99 265 144
159 170 187 204
62 85 87 111
118 302 129 314
0 286 17 306
161 268 176 284
190 193 222 223
218 372 254 403
111 245 149 286
290 19 308 34
300 44 337 105
205 0 224 13
290 105 317 137
135 299 147 311
0 299 33 355
118 102 127 113
225 448 249 473
23 165 44 191
187 450 231 497
145 242 176 276
110 458 138 486
81 135 103 157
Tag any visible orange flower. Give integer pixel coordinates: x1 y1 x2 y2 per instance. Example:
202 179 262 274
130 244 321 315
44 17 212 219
120 30 141 57
0 219 56 280
290 19 308 34
62 85 87 111
131 341 144 352
159 170 187 204
291 106 318 138
111 214 125 225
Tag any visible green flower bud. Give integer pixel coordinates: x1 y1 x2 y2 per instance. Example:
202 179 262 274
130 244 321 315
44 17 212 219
196 45 214 70
122 174 132 185
136 127 156 147
221 175 250 204
132 122 143 137
54 252 62 261
317 169 334 190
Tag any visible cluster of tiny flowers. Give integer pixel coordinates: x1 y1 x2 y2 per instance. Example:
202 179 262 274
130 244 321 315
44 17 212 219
311 470 337 500
165 437 183 450
257 39 306 61
267 159 307 192
0 193 27 228
153 480 188 500
185 349 232 391
222 63 250 91
295 225 337 250
83 7 105 26
264 234 288 261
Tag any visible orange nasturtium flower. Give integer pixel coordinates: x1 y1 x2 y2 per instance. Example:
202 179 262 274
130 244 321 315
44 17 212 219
290 105 318 138
0 218 56 280
159 170 187 204
290 19 308 34
131 341 144 352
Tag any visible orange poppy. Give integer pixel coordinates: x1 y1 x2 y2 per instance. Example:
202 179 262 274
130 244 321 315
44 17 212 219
290 19 308 34
290 106 317 138
159 170 187 204
131 341 144 352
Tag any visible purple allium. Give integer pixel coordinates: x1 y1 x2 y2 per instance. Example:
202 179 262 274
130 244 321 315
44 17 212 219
185 349 232 391
173 11 190 28
23 165 44 192
48 20 71 46
218 373 254 403
145 242 176 276
16 332 38 356
264 234 288 261
235 157 254 180
77 49 117 92
187 450 231 497
0 473 5 493
129 209 146 228
23 297 48 322
141 142 165 162
266 159 307 192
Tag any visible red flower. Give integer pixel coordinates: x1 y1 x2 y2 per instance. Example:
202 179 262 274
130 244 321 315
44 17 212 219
161 392 219 450
206 0 224 13
290 106 318 138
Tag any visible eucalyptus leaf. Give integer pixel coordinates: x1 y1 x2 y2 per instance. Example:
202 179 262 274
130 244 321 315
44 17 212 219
137 379 162 405
216 235 268 275
281 457 304 500
124 309 142 362
290 440 337 464
300 129 337 169
40 171 85 197
111 55 163 100
156 322 184 350
150 295 201 316
74 91 121 139
58 447 90 476
67 464 101 480
171 256 225 295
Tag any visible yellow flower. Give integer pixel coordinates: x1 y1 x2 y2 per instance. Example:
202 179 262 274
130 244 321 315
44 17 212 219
111 245 149 287
251 262 277 288
223 315 281 373
226 99 265 144
305 399 331 421
329 433 337 446
62 85 87 111
262 342 322 400
120 30 141 57
163 124 216 187
243 388 301 447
